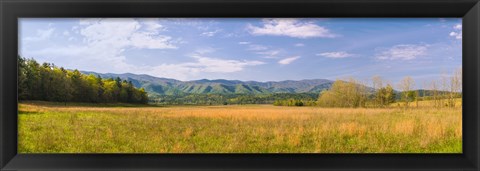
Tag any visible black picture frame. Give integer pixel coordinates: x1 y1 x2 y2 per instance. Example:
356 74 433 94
1 0 479 170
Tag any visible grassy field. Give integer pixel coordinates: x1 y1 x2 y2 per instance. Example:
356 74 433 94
18 101 462 153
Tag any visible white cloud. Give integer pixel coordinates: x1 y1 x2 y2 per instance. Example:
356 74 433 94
317 51 354 58
278 56 301 65
449 24 462 40
130 32 177 49
454 24 462 30
244 43 283 59
194 47 216 54
24 27 55 42
80 18 138 46
238 41 251 45
79 18 176 49
30 44 264 81
200 29 221 37
294 43 305 47
248 44 268 51
375 44 429 60
256 50 281 58
140 18 164 33
79 18 99 25
28 18 178 74
29 44 135 74
247 19 336 38
449 32 461 39
26 19 270 81
150 54 265 80
190 55 265 73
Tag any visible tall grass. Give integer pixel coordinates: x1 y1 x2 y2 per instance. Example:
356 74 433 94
18 101 461 153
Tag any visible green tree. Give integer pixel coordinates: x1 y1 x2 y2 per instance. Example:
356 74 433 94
383 84 396 105
18 56 28 100
17 56 149 104
317 79 368 108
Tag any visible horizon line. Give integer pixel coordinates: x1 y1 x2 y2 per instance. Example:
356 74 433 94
79 70 334 83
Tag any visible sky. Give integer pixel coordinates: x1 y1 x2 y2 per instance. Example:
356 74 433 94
19 18 462 88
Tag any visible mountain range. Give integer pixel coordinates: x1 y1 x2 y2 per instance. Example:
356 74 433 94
81 71 335 96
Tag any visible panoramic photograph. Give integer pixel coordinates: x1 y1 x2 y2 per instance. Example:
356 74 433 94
18 18 462 153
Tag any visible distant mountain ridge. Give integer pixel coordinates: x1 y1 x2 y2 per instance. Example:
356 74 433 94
80 71 335 96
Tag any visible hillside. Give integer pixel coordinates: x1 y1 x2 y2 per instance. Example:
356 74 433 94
81 71 335 96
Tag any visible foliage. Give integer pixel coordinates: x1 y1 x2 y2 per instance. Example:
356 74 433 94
273 99 317 106
373 84 396 107
18 56 148 104
151 93 318 105
317 79 369 108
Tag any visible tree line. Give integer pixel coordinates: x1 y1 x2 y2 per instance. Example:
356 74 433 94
314 68 462 108
18 56 148 104
273 99 317 106
151 93 318 105
151 67 461 108
426 68 462 108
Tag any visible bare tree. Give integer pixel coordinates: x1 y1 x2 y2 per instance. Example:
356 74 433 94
429 80 440 108
372 76 384 107
448 67 462 107
441 72 450 107
357 78 369 108
398 76 415 108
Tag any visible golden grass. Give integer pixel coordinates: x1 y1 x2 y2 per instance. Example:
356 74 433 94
18 102 462 153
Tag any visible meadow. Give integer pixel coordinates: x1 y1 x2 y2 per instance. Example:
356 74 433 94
18 101 462 153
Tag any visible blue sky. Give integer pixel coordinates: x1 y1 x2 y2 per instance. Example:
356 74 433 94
19 18 462 89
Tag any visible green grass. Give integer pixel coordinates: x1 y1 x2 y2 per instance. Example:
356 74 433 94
20 100 154 108
18 101 462 153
